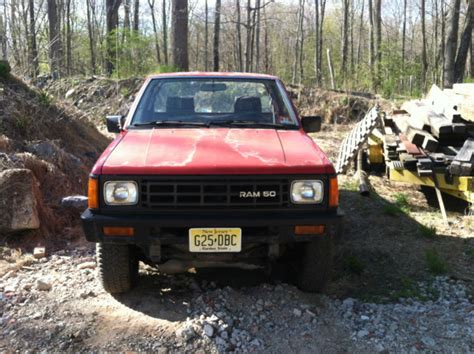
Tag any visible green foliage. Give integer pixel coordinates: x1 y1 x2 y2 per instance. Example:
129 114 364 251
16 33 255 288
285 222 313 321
464 248 474 259
419 224 437 239
14 116 29 133
344 255 365 275
341 179 358 191
38 91 52 107
394 193 410 213
389 277 439 302
425 249 448 275
110 29 159 78
0 60 11 78
382 203 402 216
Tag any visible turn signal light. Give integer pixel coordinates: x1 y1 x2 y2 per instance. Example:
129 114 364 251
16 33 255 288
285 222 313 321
295 225 325 235
103 227 134 236
88 177 99 209
329 176 339 208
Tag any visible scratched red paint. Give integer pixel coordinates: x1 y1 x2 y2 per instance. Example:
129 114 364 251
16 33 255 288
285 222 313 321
91 73 335 176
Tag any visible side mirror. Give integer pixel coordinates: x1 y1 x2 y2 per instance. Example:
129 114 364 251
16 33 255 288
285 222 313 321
301 116 322 133
106 115 124 133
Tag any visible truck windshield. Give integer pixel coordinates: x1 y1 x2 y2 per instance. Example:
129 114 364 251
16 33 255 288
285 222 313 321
130 78 299 129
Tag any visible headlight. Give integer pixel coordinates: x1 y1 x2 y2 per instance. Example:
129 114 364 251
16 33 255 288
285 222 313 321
291 180 324 204
104 181 138 205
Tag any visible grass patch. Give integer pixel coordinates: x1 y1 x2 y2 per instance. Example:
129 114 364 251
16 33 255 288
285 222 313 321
38 91 52 107
425 249 448 275
419 224 437 238
465 248 474 260
344 255 365 275
341 179 358 191
0 60 11 78
394 192 410 213
382 203 402 216
389 277 439 302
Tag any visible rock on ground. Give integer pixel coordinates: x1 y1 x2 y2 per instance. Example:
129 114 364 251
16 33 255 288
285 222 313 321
0 169 40 232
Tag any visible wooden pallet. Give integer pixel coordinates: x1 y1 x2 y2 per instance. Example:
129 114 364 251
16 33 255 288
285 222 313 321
336 105 381 174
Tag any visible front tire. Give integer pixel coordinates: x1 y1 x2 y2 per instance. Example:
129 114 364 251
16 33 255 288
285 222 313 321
96 243 139 294
297 235 334 293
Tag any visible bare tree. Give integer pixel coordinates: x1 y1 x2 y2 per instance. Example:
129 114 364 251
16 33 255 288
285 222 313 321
148 0 162 64
421 0 428 88
443 0 461 87
373 0 382 91
48 0 62 77
213 0 221 71
124 0 131 32
368 0 374 78
341 0 349 79
0 14 6 60
401 0 407 67
172 0 189 71
28 0 39 77
133 0 139 32
162 0 168 65
299 0 305 82
356 0 364 65
454 0 472 82
65 0 72 75
105 0 122 75
86 0 97 74
204 0 209 70
236 0 243 71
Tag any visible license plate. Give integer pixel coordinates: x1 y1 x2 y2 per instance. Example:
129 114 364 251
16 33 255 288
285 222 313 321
189 228 242 252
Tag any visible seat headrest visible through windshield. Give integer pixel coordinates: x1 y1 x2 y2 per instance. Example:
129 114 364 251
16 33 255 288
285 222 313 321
234 96 262 113
166 97 195 113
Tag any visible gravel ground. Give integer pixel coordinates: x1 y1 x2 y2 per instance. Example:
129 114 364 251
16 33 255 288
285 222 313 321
0 247 473 352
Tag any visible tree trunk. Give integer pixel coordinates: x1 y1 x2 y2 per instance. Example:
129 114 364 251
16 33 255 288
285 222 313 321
133 0 139 32
204 0 208 70
162 0 168 65
368 0 374 77
172 0 188 71
443 0 461 88
245 0 251 72
299 0 305 83
0 15 6 60
341 0 349 79
105 0 121 76
356 0 364 65
48 0 62 78
373 0 382 92
124 0 131 31
213 0 221 71
314 0 319 84
28 0 39 77
402 0 407 67
454 0 473 82
421 0 428 89
86 0 97 74
236 0 243 71
148 0 162 64
255 0 261 72
318 0 326 85
65 0 72 75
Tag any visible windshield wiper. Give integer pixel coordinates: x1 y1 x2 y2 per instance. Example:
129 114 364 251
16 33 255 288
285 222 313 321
133 120 210 127
208 120 294 129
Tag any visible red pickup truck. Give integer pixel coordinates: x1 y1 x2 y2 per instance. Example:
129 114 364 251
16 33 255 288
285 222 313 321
81 72 342 294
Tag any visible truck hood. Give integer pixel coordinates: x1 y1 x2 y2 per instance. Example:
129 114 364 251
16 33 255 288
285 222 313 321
97 128 334 175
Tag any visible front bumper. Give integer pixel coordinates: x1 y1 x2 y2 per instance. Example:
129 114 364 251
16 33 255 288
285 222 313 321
81 209 344 245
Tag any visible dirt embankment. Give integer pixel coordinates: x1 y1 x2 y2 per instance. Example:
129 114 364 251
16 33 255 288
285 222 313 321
39 76 144 129
287 84 396 123
0 75 108 245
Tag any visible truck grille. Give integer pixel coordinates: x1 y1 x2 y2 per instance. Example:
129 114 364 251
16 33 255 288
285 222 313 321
140 178 289 208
